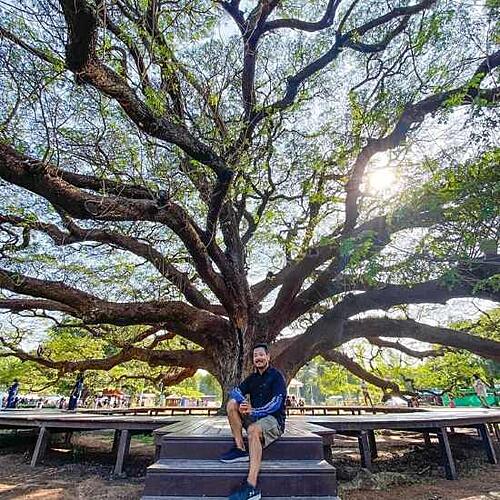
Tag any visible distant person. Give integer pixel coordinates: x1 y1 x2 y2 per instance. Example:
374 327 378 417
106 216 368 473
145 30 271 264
68 373 84 411
360 380 373 407
285 395 292 408
472 374 490 408
403 377 415 393
6 379 19 409
298 398 305 414
291 395 297 407
381 391 393 404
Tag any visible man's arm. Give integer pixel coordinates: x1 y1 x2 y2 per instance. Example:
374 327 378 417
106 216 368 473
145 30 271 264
250 371 287 419
228 375 252 403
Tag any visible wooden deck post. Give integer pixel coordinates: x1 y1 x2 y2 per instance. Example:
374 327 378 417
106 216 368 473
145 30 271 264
436 427 457 480
31 426 50 467
477 423 497 464
63 431 73 447
112 429 120 455
368 430 378 459
423 432 432 447
357 431 372 470
113 429 132 477
492 423 500 442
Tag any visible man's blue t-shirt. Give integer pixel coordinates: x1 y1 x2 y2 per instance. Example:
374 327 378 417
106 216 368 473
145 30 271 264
229 367 287 431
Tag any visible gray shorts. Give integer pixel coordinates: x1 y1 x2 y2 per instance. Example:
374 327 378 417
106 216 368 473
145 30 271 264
242 414 283 448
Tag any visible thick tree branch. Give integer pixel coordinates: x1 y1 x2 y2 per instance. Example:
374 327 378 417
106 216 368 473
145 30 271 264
258 0 436 121
367 337 448 358
273 256 500 374
0 144 234 310
0 298 76 314
118 366 197 388
0 213 219 312
263 0 340 33
0 335 210 374
334 255 500 318
263 213 408 332
57 1 228 175
56 0 233 236
344 318 500 362
322 349 401 393
0 268 229 346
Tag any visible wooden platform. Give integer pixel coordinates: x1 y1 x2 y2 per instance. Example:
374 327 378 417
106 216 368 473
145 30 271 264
0 409 180 476
1 407 499 490
144 410 500 497
310 408 500 479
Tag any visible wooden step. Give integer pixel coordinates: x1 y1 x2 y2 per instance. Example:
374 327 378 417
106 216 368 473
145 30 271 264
143 496 341 499
158 434 325 460
143 459 337 498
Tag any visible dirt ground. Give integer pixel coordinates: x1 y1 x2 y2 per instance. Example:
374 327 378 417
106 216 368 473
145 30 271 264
0 429 498 499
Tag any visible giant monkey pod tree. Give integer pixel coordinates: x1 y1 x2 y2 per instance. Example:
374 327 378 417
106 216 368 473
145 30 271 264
0 0 499 399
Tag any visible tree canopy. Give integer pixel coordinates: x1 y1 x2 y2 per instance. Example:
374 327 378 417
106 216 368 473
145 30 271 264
0 0 499 395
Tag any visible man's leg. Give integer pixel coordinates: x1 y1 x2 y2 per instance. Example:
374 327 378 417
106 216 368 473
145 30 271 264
227 399 245 450
247 424 263 488
479 396 490 408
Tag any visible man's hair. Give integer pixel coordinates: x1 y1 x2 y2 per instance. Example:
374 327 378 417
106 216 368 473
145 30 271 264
253 343 269 353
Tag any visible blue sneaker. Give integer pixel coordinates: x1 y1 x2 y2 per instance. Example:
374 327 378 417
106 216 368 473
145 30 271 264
229 481 261 500
219 446 249 463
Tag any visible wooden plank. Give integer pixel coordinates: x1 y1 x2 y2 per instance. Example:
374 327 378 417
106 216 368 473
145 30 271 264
436 427 457 480
31 426 50 467
142 496 341 500
148 458 336 471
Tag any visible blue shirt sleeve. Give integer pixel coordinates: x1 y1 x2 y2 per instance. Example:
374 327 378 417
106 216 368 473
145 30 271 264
228 374 252 403
250 370 286 419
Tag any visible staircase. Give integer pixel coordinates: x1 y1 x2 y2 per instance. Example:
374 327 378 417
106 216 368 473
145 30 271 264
142 417 339 499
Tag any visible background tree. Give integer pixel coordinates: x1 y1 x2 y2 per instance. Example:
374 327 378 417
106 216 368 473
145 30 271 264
0 0 499 398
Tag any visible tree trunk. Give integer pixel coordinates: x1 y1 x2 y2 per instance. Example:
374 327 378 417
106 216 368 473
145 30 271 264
211 322 258 414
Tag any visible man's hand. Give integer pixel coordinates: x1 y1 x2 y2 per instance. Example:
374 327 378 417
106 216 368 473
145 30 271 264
239 401 252 415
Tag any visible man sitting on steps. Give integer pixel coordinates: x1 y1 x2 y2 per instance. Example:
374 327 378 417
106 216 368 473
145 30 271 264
220 343 287 500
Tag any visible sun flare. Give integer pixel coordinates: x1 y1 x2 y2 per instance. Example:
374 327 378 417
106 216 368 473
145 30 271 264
367 168 397 193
